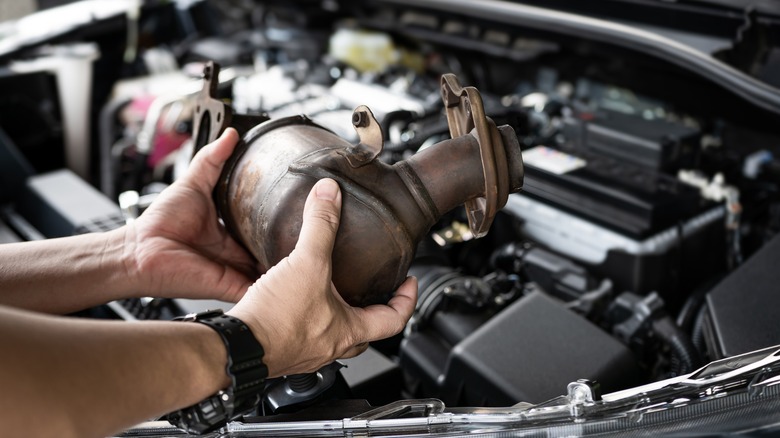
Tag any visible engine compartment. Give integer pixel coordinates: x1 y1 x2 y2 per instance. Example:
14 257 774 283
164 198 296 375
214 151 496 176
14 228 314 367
3 0 780 421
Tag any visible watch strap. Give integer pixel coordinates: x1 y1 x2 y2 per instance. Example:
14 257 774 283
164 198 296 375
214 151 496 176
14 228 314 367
168 309 268 434
196 313 268 401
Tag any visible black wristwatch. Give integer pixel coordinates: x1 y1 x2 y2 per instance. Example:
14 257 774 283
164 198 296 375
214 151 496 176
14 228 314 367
167 309 268 434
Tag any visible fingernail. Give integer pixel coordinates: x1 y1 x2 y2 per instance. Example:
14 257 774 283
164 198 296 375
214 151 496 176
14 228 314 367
315 178 339 201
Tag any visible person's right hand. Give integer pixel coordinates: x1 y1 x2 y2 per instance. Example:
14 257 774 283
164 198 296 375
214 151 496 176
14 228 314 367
123 128 257 303
227 178 418 377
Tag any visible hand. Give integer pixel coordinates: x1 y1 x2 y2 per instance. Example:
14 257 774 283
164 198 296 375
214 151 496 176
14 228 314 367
123 128 257 302
228 178 418 377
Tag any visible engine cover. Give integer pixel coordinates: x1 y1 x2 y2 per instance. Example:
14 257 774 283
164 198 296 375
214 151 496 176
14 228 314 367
401 291 642 405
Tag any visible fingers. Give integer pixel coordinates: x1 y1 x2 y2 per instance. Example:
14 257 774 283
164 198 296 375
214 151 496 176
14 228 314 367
355 276 418 342
213 266 254 303
293 178 342 261
187 128 239 192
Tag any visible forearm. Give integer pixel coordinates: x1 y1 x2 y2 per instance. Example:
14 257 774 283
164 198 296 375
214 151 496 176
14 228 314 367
0 305 230 438
0 228 137 313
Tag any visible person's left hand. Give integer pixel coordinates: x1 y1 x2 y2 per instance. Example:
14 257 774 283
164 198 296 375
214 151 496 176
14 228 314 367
122 128 257 302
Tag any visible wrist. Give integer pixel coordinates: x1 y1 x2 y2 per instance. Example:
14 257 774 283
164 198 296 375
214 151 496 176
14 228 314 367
112 225 146 299
182 321 232 394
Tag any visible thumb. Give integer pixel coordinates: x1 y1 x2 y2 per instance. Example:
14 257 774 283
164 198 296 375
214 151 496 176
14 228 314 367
294 178 343 259
187 127 239 193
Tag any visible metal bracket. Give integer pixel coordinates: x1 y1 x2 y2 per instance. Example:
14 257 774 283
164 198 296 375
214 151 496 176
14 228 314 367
441 74 510 238
192 61 232 156
346 105 384 167
263 362 344 414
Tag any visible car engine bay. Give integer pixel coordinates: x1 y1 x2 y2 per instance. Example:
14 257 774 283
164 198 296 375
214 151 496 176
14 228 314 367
2 0 780 435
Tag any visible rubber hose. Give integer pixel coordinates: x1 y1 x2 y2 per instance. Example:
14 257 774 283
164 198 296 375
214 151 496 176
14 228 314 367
653 316 701 375
691 304 709 358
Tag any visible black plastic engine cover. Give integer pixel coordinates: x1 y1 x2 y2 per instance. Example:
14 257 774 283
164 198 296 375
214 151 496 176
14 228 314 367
704 233 780 359
401 291 642 406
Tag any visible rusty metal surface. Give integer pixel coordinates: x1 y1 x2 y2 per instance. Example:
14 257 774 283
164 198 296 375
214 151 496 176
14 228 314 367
440 73 521 238
221 121 427 306
193 69 524 306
